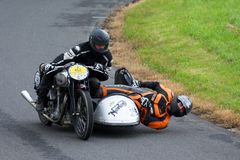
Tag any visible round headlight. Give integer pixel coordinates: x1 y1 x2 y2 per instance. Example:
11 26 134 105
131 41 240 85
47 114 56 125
68 64 89 81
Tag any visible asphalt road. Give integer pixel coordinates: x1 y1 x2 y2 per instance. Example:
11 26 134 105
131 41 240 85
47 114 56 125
0 0 239 160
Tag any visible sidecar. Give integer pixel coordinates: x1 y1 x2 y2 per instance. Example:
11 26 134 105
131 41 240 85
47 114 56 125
93 94 140 126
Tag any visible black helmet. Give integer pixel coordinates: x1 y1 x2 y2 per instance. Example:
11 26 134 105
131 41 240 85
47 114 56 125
169 95 192 117
89 28 110 53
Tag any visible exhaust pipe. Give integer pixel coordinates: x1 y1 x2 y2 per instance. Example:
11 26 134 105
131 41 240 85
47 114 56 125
21 90 37 109
21 90 56 122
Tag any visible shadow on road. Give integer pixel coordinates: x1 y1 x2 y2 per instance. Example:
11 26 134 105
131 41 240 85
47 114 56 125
30 121 161 139
92 124 163 139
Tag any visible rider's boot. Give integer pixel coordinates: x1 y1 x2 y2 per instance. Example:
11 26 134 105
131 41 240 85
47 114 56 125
36 71 52 112
36 96 48 112
36 101 44 112
36 85 48 112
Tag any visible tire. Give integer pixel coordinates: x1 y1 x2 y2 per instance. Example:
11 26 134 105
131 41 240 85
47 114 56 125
73 90 93 140
38 112 52 126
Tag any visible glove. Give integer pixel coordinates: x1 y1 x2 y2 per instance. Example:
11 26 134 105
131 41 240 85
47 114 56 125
94 63 104 71
44 63 55 73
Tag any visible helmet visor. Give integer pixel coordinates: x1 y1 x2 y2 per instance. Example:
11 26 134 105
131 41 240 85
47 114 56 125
95 44 106 50
177 101 186 115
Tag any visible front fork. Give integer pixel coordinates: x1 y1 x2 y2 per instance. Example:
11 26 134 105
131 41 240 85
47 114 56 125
68 81 89 116
69 81 77 116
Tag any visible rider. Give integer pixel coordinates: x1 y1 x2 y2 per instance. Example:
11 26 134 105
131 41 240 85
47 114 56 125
97 68 192 130
36 28 112 111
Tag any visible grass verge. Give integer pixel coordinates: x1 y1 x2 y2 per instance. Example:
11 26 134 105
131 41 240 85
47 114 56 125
104 0 240 130
123 0 240 113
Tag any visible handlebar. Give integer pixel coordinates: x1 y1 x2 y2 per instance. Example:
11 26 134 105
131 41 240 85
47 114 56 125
46 62 105 75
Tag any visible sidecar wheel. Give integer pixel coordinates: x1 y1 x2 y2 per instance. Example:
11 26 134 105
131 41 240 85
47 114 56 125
73 90 93 140
38 112 52 126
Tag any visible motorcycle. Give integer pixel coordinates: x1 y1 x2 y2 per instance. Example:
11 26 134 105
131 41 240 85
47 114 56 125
21 62 95 140
21 64 140 140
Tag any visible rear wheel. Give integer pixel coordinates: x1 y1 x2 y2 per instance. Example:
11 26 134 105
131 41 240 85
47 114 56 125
73 90 93 140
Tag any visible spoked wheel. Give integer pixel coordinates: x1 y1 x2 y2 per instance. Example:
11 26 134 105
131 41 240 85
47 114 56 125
73 90 93 140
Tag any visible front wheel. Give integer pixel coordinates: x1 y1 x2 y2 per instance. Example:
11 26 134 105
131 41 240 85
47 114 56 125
73 90 93 140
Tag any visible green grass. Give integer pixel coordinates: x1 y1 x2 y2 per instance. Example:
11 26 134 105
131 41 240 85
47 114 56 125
123 0 240 112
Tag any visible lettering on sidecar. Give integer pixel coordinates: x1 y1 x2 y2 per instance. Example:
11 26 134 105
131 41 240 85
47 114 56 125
108 100 127 117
